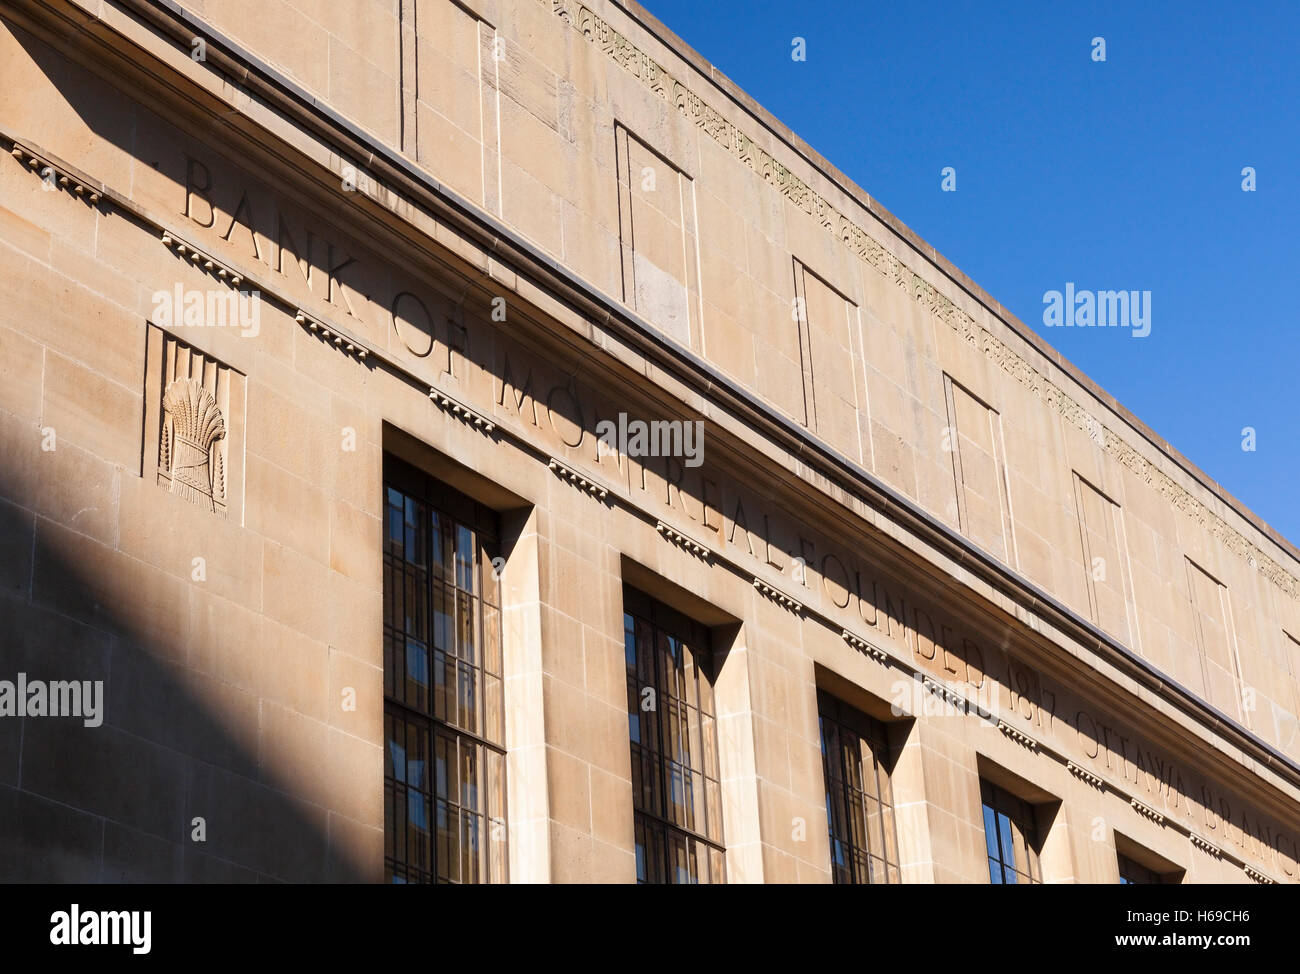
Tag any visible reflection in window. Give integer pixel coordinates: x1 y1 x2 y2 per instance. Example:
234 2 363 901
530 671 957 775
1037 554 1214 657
981 779 1040 884
817 691 901 884
624 587 725 883
384 460 506 883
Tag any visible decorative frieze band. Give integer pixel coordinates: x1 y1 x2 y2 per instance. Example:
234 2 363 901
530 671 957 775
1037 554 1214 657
1189 833 1221 858
295 309 369 362
997 719 1039 751
546 0 1299 604
655 521 710 561
548 457 609 500
430 387 495 434
1243 865 1275 885
1130 798 1165 826
1067 761 1104 790
841 629 889 665
161 230 244 287
9 141 103 205
752 577 803 615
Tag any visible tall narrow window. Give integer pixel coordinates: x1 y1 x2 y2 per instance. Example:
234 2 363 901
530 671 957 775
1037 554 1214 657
383 458 506 883
623 587 725 883
818 690 901 884
981 779 1041 884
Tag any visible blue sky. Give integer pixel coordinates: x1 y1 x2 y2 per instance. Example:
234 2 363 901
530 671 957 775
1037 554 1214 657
643 0 1300 544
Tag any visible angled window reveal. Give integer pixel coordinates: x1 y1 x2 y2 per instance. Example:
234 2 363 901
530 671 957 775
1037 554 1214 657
1115 833 1184 884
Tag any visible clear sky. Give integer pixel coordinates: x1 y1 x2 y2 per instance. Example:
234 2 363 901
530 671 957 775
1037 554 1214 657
641 0 1300 545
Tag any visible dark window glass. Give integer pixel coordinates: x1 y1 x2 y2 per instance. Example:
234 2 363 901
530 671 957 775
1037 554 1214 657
980 779 1041 884
1118 853 1163 885
624 587 725 883
817 690 901 884
384 459 506 884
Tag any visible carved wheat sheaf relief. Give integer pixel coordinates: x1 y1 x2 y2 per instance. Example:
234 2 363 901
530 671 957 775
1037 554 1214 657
144 326 245 521
161 378 226 511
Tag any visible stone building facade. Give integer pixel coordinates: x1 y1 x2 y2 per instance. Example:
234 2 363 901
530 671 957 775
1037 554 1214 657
0 0 1297 883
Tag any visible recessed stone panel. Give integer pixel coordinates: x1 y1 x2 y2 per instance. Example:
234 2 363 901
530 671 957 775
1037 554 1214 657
143 324 247 523
942 375 1015 566
1072 473 1139 650
615 122 701 350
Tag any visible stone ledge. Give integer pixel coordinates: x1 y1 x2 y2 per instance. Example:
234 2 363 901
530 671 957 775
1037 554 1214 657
752 577 803 615
1129 798 1165 827
1243 865 1275 885
161 229 244 288
10 140 103 205
841 628 889 665
997 719 1039 751
548 457 609 500
430 387 495 434
295 309 369 362
1067 761 1104 790
655 520 710 561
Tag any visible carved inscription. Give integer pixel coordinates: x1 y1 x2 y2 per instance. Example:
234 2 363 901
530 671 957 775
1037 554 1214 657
180 156 468 381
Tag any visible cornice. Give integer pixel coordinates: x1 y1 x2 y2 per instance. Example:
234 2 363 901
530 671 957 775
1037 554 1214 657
611 0 1300 574
8 0 1300 805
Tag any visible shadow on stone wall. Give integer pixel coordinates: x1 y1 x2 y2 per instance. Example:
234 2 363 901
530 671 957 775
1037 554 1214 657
0 460 369 882
0 20 370 881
